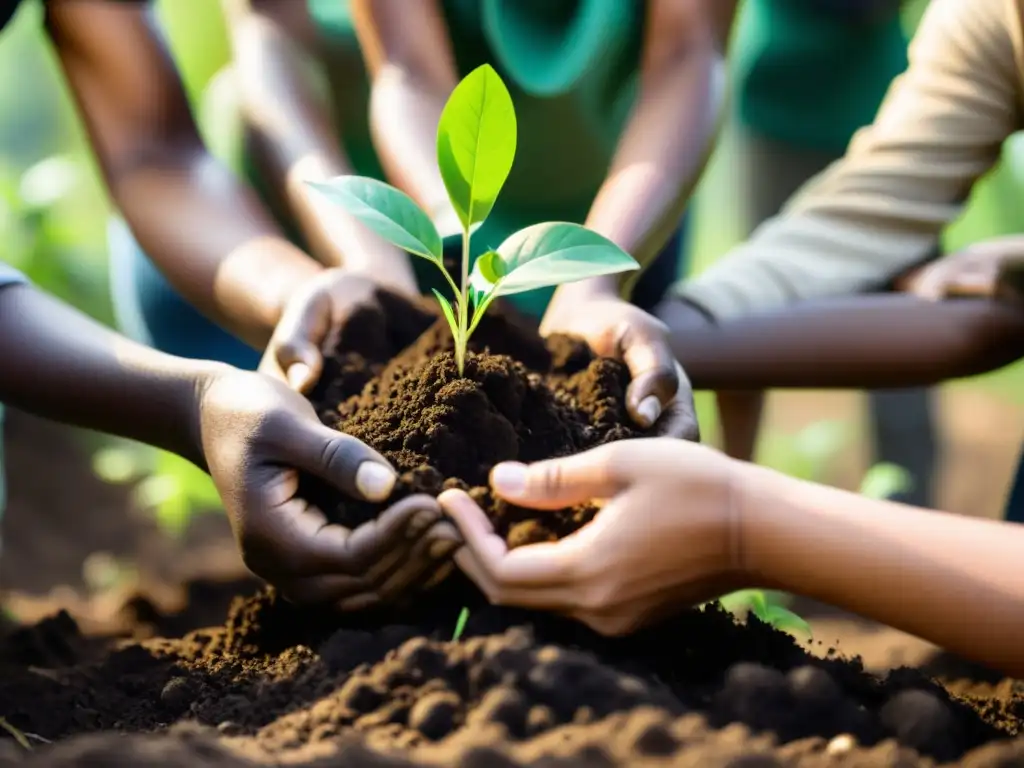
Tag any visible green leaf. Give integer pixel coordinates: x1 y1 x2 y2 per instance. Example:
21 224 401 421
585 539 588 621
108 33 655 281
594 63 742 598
436 64 517 229
761 606 813 638
483 222 639 296
476 250 505 283
307 177 442 261
432 289 459 338
452 606 470 641
859 462 913 500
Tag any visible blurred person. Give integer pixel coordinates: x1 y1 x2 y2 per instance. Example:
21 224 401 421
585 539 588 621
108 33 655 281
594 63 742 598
437 436 1024 678
0 261 459 607
0 0 458 606
657 0 1024 521
688 0 939 508
114 0 740 436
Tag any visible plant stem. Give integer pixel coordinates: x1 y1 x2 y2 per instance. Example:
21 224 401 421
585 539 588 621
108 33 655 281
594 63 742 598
456 228 471 374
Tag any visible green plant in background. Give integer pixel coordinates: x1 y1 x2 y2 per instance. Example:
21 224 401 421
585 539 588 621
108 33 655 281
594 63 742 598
308 64 639 375
93 442 221 537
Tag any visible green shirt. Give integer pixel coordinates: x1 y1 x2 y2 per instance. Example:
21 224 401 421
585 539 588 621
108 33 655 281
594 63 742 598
307 0 644 316
732 0 910 153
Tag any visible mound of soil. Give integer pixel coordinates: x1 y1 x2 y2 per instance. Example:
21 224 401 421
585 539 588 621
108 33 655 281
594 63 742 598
0 584 1021 766
302 291 648 547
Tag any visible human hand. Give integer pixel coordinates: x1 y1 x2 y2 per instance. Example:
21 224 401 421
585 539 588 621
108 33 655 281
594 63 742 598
900 237 1024 303
261 267 419 393
198 368 460 610
541 294 698 440
438 438 743 635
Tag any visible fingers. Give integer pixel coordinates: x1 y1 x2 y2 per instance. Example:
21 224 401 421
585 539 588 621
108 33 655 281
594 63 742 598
284 418 397 502
269 497 458 608
441 490 582 594
652 362 700 441
618 318 680 429
272 289 333 393
486 449 628 510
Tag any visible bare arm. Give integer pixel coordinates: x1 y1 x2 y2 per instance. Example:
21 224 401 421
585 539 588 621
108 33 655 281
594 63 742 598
46 0 322 349
351 0 461 234
744 462 1024 678
673 0 1022 321
559 0 735 304
222 0 416 288
0 281 217 466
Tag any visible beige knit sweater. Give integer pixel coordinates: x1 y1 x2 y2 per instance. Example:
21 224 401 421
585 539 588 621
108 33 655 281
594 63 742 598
675 0 1024 320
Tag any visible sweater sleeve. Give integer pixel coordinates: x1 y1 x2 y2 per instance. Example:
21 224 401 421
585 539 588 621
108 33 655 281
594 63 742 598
674 0 1023 320
0 262 27 291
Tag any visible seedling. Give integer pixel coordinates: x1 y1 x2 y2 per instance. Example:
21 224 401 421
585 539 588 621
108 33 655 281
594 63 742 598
452 606 470 641
308 64 639 375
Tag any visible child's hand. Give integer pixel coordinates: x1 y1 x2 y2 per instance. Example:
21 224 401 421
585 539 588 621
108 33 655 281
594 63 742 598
198 369 460 610
439 438 743 635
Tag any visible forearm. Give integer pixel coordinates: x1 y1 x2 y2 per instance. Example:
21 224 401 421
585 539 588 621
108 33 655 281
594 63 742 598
664 294 1024 390
743 463 1024 677
368 68 460 236
109 153 321 349
0 284 223 467
230 9 415 285
555 25 727 304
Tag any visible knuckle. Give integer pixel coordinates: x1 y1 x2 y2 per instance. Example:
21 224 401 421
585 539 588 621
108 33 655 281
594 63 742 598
534 461 566 497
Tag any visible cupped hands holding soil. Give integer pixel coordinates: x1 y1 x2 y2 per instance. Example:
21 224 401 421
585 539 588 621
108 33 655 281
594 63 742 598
301 289 653 552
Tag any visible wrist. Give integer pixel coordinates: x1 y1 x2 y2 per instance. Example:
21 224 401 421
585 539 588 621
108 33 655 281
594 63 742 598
174 359 233 471
727 458 802 587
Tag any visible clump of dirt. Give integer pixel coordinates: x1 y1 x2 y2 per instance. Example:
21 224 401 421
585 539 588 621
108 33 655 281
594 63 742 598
302 291 648 546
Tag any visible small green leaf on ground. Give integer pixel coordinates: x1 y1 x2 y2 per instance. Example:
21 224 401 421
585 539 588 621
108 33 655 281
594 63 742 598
452 606 470 641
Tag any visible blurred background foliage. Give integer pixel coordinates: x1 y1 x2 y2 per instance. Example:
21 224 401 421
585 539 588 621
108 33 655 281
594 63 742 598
1 0 1022 534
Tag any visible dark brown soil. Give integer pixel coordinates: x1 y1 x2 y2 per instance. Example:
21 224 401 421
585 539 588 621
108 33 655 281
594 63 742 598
0 584 1021 767
1 294 1022 766
302 291 648 547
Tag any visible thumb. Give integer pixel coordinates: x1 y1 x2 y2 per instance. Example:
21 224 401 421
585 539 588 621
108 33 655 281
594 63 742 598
283 417 397 502
489 445 632 509
272 291 333 393
620 321 680 429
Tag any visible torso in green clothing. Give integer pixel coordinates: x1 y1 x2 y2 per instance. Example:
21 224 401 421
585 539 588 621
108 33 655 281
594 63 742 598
732 0 911 153
307 0 644 316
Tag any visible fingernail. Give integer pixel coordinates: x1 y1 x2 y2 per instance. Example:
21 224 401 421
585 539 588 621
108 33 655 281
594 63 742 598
491 462 528 496
355 462 397 501
637 396 662 427
287 363 311 390
429 539 458 559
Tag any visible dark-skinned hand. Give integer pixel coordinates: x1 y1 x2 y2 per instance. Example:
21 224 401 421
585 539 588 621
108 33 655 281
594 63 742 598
260 267 419 394
198 368 461 610
541 294 699 441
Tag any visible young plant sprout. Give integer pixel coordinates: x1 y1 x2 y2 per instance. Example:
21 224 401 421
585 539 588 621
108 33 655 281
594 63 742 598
308 64 640 375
